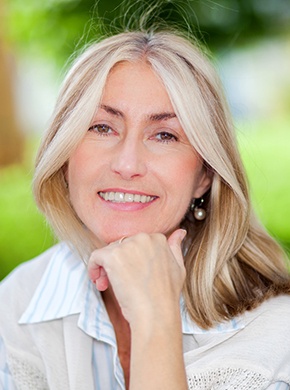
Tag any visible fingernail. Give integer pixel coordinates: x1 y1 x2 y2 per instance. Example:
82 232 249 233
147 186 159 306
179 229 187 241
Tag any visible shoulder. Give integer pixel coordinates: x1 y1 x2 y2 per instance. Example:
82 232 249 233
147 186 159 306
233 295 290 369
228 295 290 363
0 244 80 389
241 295 290 341
0 244 62 319
184 295 290 387
241 295 290 363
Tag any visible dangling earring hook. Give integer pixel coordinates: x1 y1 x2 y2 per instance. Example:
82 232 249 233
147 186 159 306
191 197 206 221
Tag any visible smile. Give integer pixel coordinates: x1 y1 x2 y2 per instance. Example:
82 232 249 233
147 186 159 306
98 191 156 203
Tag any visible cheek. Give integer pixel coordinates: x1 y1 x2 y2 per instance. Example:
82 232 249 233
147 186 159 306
68 145 93 185
67 152 92 210
169 156 202 197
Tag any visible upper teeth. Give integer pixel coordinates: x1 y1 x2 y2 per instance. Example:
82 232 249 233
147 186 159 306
99 191 155 203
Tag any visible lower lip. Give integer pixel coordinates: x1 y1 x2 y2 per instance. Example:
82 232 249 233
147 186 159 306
98 194 157 211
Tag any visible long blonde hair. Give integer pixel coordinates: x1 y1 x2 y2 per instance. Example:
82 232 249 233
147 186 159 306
34 30 290 328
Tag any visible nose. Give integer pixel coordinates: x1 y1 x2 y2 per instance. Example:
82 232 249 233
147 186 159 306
110 136 148 180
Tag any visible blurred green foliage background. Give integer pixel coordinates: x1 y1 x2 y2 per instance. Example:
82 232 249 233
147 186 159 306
1 0 290 280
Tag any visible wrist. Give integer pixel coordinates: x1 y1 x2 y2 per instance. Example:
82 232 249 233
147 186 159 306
129 305 187 390
130 301 182 341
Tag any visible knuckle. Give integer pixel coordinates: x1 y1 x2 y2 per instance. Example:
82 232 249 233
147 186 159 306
135 232 149 241
152 232 166 243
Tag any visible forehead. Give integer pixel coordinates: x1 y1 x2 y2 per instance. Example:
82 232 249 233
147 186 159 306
101 61 175 113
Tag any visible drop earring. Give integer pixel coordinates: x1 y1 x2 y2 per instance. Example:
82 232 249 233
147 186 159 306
191 197 206 221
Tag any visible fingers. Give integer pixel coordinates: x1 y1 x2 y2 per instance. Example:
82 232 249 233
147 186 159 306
167 229 187 267
88 229 186 293
88 263 109 291
95 266 110 291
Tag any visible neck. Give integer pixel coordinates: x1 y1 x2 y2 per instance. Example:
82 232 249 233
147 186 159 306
101 286 127 324
102 286 131 389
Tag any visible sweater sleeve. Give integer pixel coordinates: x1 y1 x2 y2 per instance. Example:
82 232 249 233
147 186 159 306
187 369 290 389
0 336 17 390
186 367 270 389
186 368 289 389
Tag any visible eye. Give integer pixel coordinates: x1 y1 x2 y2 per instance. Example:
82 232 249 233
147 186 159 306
155 131 178 143
88 124 114 135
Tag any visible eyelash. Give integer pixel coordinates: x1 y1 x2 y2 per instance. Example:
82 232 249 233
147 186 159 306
155 131 178 143
88 124 113 135
88 124 178 143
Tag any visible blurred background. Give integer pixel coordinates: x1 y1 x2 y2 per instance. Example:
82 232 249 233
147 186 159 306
1 0 290 280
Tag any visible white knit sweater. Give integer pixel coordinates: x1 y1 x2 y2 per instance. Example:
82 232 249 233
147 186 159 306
1 245 290 389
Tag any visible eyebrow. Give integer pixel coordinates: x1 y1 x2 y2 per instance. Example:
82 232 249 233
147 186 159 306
100 104 176 122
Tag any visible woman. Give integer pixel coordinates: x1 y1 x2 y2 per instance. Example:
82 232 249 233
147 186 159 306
1 29 290 389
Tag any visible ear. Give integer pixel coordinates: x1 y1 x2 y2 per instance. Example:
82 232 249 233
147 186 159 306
62 163 69 188
192 166 213 199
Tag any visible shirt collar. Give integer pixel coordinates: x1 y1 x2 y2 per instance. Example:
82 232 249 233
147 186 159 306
19 243 88 324
180 305 245 335
19 243 244 335
18 243 118 345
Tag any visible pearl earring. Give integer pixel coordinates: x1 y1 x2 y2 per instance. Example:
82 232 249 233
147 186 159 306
191 197 206 221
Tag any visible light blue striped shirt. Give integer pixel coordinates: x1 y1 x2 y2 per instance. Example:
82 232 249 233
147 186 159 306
0 243 289 389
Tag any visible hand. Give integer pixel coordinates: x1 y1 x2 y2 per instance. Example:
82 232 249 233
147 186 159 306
87 229 186 324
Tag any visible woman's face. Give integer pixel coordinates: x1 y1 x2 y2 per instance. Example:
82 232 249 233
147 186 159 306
68 61 211 245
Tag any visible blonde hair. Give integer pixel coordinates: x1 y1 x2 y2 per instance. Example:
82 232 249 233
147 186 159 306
34 30 290 328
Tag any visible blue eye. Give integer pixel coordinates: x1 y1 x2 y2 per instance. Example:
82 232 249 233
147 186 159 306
155 132 178 143
88 124 113 135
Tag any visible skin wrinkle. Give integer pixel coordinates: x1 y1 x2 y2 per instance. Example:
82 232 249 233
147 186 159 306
98 104 177 122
